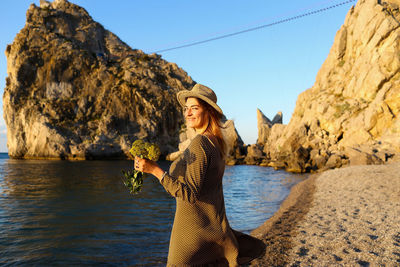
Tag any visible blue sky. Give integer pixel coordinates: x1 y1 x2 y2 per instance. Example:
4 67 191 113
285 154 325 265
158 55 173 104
0 0 355 152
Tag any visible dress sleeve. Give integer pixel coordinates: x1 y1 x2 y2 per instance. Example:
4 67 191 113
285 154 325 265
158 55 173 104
160 135 208 203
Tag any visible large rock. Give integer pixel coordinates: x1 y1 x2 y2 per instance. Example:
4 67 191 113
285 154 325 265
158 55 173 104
244 144 264 165
222 120 246 162
244 108 284 166
257 109 283 145
3 0 195 159
262 0 400 172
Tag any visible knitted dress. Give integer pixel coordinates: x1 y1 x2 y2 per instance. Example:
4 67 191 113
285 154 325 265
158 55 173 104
160 134 240 266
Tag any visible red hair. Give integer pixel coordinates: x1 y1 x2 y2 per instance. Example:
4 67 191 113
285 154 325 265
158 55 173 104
197 99 226 157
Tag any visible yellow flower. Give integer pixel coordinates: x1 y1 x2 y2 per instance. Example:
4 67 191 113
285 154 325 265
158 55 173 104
123 139 161 195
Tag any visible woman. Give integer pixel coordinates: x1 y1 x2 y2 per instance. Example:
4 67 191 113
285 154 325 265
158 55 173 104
134 83 265 266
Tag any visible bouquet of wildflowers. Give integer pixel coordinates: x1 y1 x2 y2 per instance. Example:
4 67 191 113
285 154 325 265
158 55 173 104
122 139 161 194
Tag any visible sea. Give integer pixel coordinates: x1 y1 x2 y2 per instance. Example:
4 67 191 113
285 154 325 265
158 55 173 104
0 153 306 266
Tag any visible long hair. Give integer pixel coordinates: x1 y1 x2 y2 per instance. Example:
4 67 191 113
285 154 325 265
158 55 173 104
197 99 226 157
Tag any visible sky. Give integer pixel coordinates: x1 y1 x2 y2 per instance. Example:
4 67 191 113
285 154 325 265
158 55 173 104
0 0 355 152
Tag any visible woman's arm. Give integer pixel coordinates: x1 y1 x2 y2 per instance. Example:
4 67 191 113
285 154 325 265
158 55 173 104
161 136 209 203
135 135 209 203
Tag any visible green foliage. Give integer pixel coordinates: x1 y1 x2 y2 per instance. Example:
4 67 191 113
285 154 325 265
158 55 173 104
334 102 351 118
122 139 161 195
146 143 161 161
129 139 147 158
129 139 161 160
338 59 345 67
121 169 143 195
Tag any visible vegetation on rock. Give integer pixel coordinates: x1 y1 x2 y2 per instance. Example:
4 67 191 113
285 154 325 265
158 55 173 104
4 0 195 159
255 0 400 172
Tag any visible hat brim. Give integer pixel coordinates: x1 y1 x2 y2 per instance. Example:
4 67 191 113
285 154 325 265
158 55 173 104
177 90 223 115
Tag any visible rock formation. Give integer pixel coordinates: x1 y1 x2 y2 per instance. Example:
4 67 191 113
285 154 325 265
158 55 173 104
244 109 283 165
256 109 283 145
4 0 197 159
261 0 400 172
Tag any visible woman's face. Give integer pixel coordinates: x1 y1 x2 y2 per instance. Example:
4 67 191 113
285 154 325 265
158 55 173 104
184 97 208 133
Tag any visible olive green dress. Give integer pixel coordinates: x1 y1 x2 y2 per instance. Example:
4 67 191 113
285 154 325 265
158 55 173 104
160 134 264 266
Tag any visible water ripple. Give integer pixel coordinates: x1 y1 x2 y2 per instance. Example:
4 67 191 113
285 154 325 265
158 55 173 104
0 155 306 265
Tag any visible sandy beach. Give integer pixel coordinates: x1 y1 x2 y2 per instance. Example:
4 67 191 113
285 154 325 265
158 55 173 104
250 162 400 266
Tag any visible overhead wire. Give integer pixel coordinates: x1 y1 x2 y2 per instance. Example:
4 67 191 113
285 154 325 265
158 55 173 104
151 0 356 54
148 0 341 52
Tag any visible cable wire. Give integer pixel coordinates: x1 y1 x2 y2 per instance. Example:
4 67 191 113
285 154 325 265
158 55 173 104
152 0 356 54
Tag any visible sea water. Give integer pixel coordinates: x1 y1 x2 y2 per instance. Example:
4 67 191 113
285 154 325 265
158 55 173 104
0 153 306 266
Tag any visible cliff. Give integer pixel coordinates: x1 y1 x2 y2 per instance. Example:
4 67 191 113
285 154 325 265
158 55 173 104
3 0 195 159
261 0 400 172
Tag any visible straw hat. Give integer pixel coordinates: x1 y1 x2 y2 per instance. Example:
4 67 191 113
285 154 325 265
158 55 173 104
177 84 223 115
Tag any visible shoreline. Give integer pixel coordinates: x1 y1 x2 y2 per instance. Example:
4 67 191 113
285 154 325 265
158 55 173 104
250 170 318 266
250 161 400 265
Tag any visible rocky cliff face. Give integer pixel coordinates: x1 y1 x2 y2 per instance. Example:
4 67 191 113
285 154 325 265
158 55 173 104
242 109 283 166
4 0 195 159
262 0 400 172
256 109 282 145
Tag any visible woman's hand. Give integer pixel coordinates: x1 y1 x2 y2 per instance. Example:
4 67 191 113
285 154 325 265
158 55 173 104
134 156 156 174
134 156 166 181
